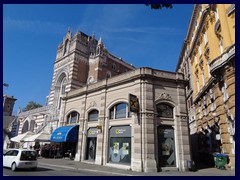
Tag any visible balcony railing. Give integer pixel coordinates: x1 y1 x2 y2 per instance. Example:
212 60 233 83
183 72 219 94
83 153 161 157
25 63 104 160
209 44 235 77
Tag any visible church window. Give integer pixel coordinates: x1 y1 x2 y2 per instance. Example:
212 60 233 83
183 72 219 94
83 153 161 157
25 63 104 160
63 39 69 56
22 120 29 134
56 73 67 110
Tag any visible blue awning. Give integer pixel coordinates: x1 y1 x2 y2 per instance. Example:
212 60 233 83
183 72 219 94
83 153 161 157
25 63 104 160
50 125 79 142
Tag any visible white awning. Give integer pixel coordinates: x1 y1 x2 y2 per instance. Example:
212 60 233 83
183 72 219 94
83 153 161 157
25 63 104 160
10 131 35 143
23 132 51 142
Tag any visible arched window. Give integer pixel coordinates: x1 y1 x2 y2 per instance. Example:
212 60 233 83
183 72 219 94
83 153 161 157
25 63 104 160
88 110 99 121
110 102 128 119
22 121 29 133
56 73 67 110
67 111 79 124
29 120 35 132
63 39 69 55
156 103 174 118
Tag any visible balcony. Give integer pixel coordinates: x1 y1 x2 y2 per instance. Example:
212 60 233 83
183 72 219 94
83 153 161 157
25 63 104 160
209 45 235 77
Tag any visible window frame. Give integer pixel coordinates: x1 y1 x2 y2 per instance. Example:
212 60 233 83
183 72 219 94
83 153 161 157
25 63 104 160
109 102 129 120
88 109 99 121
67 111 80 124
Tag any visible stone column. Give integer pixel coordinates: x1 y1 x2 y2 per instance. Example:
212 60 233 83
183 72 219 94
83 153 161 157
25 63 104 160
143 112 157 172
95 89 107 165
75 119 84 162
142 79 157 172
131 113 143 172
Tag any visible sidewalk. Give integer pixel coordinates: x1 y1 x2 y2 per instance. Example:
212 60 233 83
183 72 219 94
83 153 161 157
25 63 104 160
37 158 235 176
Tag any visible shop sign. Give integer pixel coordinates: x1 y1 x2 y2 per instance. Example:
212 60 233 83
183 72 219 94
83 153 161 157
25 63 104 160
129 94 139 113
88 128 98 137
110 126 131 137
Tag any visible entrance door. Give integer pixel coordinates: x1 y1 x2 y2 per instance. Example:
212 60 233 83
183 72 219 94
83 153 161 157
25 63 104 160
87 137 97 160
158 126 176 167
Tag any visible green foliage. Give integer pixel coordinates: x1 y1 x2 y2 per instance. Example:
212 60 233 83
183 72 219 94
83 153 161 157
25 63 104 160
145 4 173 10
23 101 43 112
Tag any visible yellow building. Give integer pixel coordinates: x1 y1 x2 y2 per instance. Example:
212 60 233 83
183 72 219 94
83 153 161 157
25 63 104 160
176 4 235 169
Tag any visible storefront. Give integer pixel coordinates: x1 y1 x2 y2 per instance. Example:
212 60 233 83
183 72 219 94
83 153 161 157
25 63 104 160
50 125 79 159
108 126 131 164
158 125 176 167
86 127 98 160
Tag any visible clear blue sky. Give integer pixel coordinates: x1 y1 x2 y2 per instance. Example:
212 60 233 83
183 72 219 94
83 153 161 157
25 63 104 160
3 4 194 114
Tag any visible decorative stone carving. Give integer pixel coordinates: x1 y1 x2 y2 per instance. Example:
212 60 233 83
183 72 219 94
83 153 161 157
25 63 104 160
157 92 172 101
146 113 154 118
181 116 188 122
88 101 97 109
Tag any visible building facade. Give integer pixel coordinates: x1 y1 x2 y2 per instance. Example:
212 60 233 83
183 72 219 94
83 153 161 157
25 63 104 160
176 4 235 168
15 30 191 172
59 67 190 172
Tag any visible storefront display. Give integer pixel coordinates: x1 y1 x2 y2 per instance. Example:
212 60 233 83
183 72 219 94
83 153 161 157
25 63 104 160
109 126 131 164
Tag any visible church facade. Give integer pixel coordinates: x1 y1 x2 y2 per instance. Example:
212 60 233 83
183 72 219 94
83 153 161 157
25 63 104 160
16 30 190 172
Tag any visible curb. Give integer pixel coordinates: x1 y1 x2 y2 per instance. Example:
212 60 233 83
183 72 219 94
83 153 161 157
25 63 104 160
38 162 135 176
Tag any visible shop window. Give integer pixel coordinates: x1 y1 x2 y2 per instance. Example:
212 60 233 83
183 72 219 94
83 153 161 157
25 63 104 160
88 110 99 121
109 102 129 119
109 137 131 164
156 103 173 118
67 111 79 124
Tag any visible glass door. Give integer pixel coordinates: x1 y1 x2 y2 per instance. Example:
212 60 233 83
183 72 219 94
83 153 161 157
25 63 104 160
158 126 176 167
86 137 97 160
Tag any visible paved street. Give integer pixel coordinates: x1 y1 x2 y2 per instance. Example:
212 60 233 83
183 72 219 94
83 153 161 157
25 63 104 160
3 158 235 176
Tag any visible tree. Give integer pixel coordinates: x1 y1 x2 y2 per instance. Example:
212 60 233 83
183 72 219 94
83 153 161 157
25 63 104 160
145 4 173 10
23 101 43 112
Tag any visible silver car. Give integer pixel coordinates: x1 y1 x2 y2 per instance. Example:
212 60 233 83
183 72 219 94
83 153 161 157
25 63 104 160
3 149 38 171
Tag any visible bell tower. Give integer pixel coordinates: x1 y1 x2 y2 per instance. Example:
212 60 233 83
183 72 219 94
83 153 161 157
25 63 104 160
48 30 93 106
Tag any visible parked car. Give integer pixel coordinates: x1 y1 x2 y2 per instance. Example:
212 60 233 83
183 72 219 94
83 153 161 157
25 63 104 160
3 149 38 171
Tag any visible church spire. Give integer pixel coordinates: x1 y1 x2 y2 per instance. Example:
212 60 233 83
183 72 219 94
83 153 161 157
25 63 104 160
98 36 102 45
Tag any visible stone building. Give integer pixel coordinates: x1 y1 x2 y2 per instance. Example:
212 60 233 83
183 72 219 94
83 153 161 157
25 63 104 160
15 30 191 172
176 4 235 168
58 67 190 172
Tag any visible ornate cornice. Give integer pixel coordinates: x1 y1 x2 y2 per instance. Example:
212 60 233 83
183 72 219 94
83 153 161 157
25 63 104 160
156 93 172 102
